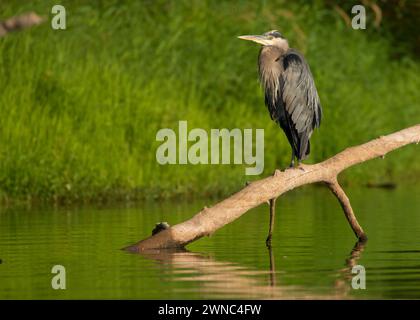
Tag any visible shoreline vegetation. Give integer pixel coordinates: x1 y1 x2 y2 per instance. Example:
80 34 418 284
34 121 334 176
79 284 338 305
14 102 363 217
1 181 416 208
1 1 419 205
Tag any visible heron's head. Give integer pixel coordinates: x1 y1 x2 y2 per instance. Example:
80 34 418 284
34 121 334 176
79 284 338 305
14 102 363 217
238 30 288 50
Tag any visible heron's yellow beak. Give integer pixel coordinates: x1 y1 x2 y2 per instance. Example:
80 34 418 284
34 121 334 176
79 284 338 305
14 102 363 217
238 35 272 46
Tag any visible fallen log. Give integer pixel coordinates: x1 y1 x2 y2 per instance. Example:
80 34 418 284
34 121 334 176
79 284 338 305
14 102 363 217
125 124 420 252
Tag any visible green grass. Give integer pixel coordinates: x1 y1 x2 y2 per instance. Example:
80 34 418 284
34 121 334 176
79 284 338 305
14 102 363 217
0 0 419 203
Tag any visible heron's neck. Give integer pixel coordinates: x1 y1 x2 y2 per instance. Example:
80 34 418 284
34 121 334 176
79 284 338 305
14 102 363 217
258 46 285 103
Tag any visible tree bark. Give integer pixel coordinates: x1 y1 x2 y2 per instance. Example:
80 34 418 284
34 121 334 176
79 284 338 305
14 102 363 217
125 124 420 252
326 179 367 241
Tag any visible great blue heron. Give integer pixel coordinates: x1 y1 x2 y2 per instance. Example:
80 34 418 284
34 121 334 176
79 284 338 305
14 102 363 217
238 30 322 168
239 30 323 246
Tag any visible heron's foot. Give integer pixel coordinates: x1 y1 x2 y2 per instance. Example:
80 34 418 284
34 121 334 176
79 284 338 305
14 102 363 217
273 169 281 177
266 234 272 248
298 162 307 172
285 163 295 171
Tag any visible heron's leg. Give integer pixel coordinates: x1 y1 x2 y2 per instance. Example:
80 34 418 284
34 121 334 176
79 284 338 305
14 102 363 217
289 150 295 168
266 198 276 247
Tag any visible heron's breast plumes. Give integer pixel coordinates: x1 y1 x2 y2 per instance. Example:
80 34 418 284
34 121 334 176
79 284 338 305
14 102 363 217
258 46 284 106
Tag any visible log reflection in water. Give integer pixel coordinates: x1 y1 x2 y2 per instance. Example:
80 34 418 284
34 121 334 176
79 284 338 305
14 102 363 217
138 241 367 299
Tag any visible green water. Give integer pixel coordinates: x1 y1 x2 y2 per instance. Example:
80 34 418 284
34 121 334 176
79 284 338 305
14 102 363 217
1 186 420 299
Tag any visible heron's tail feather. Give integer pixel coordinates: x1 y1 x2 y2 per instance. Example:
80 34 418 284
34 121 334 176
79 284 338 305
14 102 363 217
298 137 310 160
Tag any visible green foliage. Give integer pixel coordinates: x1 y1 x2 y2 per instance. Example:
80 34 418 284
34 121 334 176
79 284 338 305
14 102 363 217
0 0 419 202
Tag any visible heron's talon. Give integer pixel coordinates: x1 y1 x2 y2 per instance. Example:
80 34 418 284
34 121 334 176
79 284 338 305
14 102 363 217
298 163 307 171
286 163 295 170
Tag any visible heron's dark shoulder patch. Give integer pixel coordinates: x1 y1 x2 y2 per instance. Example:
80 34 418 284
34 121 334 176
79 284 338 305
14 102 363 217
283 50 305 69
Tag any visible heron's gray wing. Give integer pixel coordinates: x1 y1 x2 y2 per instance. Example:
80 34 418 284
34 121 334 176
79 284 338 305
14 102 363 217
280 51 322 158
281 51 322 133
